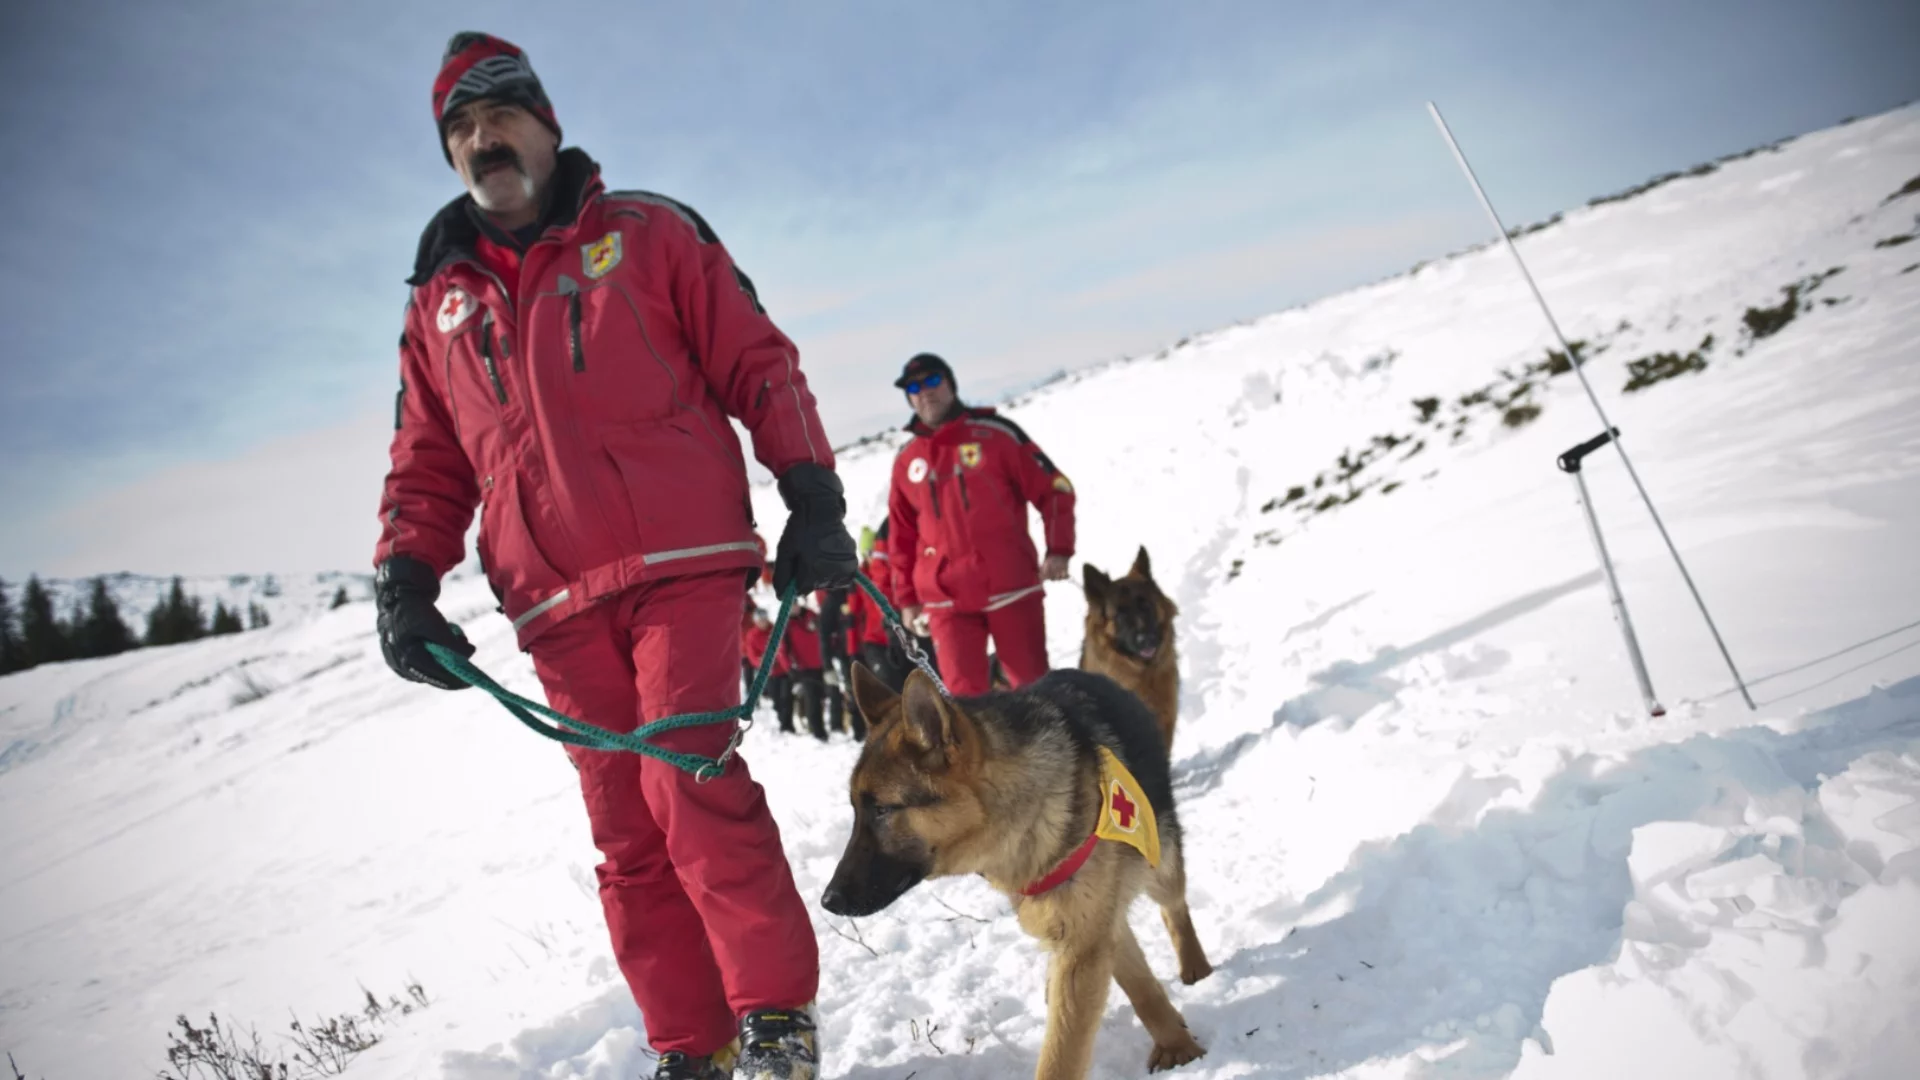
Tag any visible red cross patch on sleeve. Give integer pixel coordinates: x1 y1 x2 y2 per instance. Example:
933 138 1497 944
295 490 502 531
435 287 477 333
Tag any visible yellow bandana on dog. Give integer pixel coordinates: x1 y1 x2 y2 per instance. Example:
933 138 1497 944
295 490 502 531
1095 746 1160 867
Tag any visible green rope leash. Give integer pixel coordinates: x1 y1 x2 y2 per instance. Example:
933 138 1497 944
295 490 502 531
425 569 939 779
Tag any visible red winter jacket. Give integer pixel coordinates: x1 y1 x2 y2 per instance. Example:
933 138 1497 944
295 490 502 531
745 622 786 676
886 406 1075 613
845 559 892 648
376 151 833 647
783 608 824 671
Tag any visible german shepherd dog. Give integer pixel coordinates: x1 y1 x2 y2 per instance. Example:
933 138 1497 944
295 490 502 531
1081 546 1181 748
823 664 1213 1078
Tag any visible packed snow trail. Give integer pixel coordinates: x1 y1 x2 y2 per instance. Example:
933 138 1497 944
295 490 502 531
3 105 1919 1079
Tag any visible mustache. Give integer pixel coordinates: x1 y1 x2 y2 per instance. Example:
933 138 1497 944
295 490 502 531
467 146 524 177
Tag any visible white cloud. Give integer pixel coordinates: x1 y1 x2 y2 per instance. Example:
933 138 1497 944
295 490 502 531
8 409 397 579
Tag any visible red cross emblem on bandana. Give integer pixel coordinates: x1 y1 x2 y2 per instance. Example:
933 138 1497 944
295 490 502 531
1109 783 1138 832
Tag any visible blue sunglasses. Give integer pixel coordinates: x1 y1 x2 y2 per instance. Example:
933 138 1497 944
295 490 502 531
903 372 944 395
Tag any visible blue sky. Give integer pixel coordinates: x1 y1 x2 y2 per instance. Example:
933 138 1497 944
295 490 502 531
2 0 1915 577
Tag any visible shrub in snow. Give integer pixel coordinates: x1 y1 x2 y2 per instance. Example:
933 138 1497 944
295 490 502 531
230 668 274 708
1502 403 1544 428
1741 267 1844 343
1622 335 1716 394
160 1013 288 1080
1529 339 1588 377
158 981 428 1080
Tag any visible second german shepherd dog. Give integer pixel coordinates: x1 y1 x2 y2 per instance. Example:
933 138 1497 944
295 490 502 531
1081 546 1181 748
823 664 1213 1078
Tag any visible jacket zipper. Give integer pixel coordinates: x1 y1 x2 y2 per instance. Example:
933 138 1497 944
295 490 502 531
956 468 972 510
568 292 586 372
478 311 507 404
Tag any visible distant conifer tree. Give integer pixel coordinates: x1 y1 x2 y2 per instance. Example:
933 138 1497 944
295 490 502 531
20 575 71 668
0 578 23 674
146 577 208 646
75 577 136 658
331 585 351 609
210 601 244 636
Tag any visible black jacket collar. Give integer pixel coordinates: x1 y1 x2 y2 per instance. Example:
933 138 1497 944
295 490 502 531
407 148 600 286
905 403 987 437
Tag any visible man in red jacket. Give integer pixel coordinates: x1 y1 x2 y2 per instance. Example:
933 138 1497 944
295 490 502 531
372 34 854 1080
886 353 1075 696
844 534 901 693
782 602 828 741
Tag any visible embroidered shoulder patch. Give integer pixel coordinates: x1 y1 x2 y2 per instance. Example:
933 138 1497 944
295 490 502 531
907 458 929 483
435 286 477 332
1095 746 1160 867
1053 475 1074 493
582 232 622 279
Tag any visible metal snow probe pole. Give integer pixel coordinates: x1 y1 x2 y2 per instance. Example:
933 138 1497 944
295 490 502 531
1426 101 1756 711
1559 429 1665 717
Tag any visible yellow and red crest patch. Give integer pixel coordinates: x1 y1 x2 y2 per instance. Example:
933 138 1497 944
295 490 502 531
958 443 982 469
1094 747 1159 866
582 232 623 279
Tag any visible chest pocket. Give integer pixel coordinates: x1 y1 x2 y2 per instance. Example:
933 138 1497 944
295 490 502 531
528 268 684 425
441 315 510 458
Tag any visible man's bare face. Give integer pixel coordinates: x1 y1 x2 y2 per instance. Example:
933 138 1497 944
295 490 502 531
443 99 558 227
908 375 955 428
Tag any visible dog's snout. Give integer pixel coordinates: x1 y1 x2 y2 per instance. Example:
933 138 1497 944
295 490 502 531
821 882 851 916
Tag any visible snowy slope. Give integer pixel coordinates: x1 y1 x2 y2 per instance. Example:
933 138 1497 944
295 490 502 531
4 105 1919 1080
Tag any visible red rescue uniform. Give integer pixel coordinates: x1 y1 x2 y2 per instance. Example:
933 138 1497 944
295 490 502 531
886 406 1075 694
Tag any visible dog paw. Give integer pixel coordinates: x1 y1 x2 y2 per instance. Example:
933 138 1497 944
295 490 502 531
1178 958 1214 985
1146 1034 1205 1072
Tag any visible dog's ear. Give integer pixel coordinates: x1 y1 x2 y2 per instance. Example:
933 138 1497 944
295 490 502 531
900 669 970 771
1129 545 1153 581
1082 563 1112 604
850 662 896 726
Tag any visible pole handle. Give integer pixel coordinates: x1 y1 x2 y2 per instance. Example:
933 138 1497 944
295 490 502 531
1557 428 1620 474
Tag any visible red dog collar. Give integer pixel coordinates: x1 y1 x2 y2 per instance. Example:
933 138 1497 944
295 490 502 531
1020 832 1099 896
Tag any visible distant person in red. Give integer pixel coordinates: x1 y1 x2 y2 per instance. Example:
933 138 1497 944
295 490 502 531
845 518 916 693
782 602 829 740
812 584 860 738
743 605 787 718
885 353 1076 696
370 33 854 1080
740 597 762 702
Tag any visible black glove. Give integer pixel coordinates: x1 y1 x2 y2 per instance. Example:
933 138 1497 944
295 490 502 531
774 463 860 595
375 555 476 691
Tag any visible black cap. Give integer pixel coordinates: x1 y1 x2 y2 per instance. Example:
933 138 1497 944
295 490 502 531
894 352 956 391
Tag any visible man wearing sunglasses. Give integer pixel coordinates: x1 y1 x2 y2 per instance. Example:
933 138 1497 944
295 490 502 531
371 33 855 1080
885 352 1076 696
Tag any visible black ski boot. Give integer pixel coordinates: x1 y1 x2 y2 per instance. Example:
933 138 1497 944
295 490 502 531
652 1048 730 1079
734 1006 818 1080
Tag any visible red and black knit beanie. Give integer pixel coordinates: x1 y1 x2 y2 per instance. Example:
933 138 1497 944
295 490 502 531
431 32 562 163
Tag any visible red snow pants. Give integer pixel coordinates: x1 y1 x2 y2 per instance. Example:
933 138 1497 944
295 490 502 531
927 590 1049 696
527 570 818 1056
